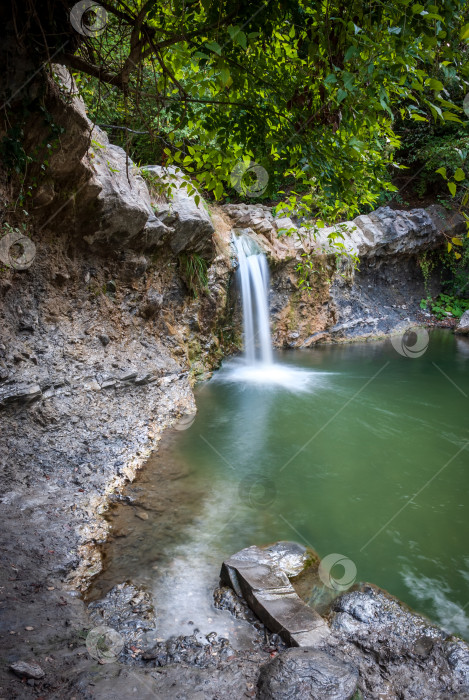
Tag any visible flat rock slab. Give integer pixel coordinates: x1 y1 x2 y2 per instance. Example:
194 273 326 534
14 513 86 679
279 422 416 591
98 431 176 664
221 543 329 647
257 647 359 700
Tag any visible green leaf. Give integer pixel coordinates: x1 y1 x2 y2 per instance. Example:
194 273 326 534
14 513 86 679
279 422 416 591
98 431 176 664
205 41 221 55
448 181 457 196
336 89 347 103
442 111 462 123
344 46 357 62
454 168 465 181
451 237 463 246
219 67 231 86
428 102 443 119
460 24 469 40
436 167 447 179
228 25 247 49
427 78 444 92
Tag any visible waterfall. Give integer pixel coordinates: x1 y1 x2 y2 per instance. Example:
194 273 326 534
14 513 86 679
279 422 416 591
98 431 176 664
222 233 314 390
233 235 273 365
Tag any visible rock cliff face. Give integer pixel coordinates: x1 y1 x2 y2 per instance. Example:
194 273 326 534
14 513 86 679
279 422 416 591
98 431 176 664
0 70 240 698
222 201 464 346
29 67 216 259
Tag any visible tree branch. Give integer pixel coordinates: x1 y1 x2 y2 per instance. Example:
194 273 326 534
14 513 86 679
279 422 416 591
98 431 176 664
58 52 123 87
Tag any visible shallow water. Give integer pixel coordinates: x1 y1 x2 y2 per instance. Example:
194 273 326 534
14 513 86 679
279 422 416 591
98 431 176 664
92 330 469 641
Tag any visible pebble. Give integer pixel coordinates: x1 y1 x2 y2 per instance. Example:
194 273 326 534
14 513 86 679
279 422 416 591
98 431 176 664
9 660 45 680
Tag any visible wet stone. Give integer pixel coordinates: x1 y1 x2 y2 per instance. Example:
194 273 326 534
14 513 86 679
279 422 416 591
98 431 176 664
213 585 257 622
10 660 45 680
257 648 359 700
446 640 469 690
221 544 329 648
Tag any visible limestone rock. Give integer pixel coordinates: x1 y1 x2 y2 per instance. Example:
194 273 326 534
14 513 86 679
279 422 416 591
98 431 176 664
0 382 42 408
221 543 329 647
455 310 469 334
272 216 296 233
355 206 445 257
142 166 215 258
257 648 358 700
446 640 469 690
330 585 446 652
81 136 172 251
222 204 280 246
41 67 171 253
139 288 164 319
329 584 469 697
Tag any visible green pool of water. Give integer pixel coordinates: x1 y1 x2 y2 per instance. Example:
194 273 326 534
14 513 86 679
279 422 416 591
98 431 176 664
95 330 469 642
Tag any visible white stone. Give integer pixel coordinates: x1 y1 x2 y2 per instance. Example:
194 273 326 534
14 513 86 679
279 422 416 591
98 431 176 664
455 310 469 334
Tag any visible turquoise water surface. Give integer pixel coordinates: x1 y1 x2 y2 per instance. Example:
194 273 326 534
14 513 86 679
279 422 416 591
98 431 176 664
94 330 469 642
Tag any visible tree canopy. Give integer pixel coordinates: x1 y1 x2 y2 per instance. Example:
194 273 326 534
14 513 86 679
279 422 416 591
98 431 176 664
3 0 469 222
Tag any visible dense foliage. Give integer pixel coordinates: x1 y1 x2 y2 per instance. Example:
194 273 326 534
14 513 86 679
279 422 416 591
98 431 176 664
60 1 467 217
2 0 469 287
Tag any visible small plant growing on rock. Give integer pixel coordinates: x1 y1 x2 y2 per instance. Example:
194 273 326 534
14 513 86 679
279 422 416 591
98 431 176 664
178 253 208 298
421 293 469 320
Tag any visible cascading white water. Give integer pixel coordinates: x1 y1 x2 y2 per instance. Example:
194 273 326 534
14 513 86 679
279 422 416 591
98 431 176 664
233 235 273 365
224 233 315 390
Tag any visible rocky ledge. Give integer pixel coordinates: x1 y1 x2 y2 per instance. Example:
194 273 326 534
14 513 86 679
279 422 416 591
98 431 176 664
220 542 469 700
56 542 469 699
222 202 464 345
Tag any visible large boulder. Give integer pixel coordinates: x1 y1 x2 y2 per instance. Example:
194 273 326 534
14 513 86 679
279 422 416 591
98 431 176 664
329 584 469 698
142 165 215 258
221 543 329 647
35 67 217 258
304 205 465 259
79 133 171 251
257 648 359 700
